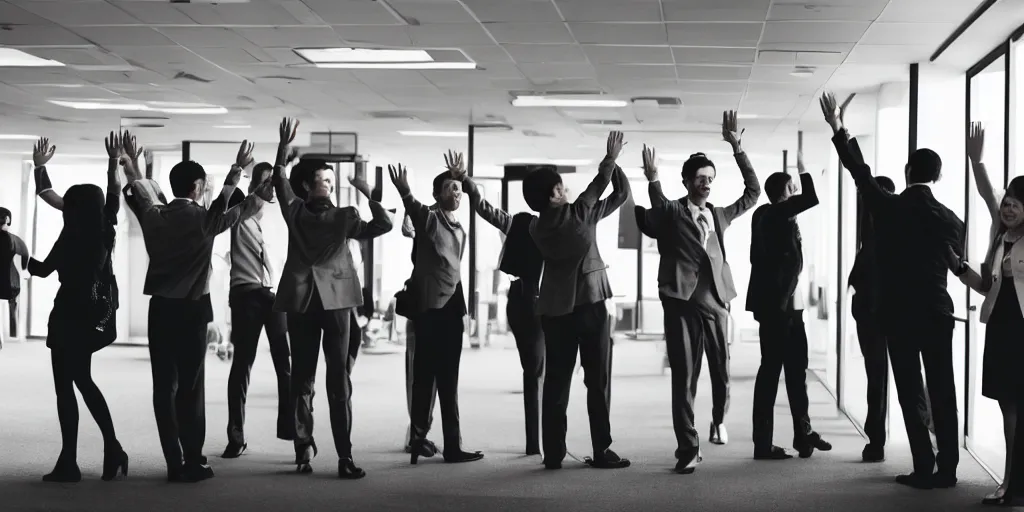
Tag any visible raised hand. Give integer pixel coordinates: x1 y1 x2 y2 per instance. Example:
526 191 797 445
388 164 411 197
722 110 744 150
277 117 299 165
606 131 625 160
235 140 255 169
104 132 121 160
797 150 806 174
33 137 55 167
819 91 841 132
253 176 275 202
286 147 300 166
119 130 142 178
444 150 466 180
967 122 985 163
641 144 658 182
348 165 371 198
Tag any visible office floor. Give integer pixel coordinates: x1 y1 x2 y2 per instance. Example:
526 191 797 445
0 335 998 511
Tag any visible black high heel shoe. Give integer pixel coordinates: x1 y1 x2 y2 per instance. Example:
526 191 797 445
43 462 82 483
101 448 129 481
296 442 317 474
409 439 440 465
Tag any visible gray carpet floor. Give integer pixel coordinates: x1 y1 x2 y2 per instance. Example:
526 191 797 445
0 335 998 511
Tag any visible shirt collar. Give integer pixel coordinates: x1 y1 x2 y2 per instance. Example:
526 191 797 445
907 182 931 190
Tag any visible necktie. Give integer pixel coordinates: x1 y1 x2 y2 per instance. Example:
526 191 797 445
697 213 710 247
256 222 271 287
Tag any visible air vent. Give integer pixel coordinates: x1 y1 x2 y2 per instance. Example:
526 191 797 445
261 75 305 81
472 122 513 132
36 115 88 124
522 130 555 138
631 97 682 108
576 119 622 126
121 116 169 127
511 89 605 97
370 111 417 120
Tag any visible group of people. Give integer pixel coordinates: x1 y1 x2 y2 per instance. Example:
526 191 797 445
3 94 1017 504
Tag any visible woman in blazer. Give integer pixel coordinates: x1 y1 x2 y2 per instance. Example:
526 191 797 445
28 134 128 483
955 123 1024 505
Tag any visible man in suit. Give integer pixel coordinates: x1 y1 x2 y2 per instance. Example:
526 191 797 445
746 154 833 460
821 91 965 489
849 175 897 463
389 157 485 465
527 131 631 470
0 207 28 347
219 162 293 459
634 111 760 474
270 118 393 479
123 134 271 483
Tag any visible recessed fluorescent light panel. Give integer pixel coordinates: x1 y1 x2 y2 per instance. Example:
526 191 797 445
0 134 39 140
399 130 467 137
510 158 592 166
512 96 627 108
48 99 227 115
295 48 475 70
0 48 64 67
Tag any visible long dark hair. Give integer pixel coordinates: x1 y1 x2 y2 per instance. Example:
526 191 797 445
53 184 112 274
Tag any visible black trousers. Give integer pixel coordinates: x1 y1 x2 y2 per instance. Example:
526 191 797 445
148 295 213 470
226 287 292 445
507 280 545 453
540 300 612 464
287 292 357 459
853 311 888 448
410 289 467 451
887 314 958 477
662 294 730 457
405 318 437 446
752 310 812 450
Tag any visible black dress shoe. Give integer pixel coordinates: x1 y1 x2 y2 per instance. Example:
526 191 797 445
895 473 933 490
795 433 832 458
443 450 484 464
754 446 793 460
589 449 630 469
861 444 885 463
544 460 562 470
221 443 247 459
931 472 957 489
674 449 702 474
43 463 82 483
169 463 214 483
338 458 366 480
296 443 317 474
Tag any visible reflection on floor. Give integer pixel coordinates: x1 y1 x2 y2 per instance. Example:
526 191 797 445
0 335 998 511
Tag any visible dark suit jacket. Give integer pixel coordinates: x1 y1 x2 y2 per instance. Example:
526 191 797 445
0 231 28 300
634 151 761 303
271 176 394 313
530 159 630 317
831 130 965 329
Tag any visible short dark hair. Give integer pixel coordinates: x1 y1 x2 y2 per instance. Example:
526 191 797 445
252 162 273 184
906 148 941 184
0 207 10 225
290 158 331 201
681 153 716 182
169 160 207 198
1006 176 1024 203
432 171 456 197
874 176 896 194
764 172 792 203
523 168 562 212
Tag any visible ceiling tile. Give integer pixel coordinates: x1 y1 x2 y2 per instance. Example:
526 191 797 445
761 21 870 44
677 93 743 108
461 0 562 22
518 62 596 81
408 23 496 46
767 1 888 21
756 49 847 66
878 0 988 23
71 26 177 47
583 45 674 65
484 23 575 44
0 1 51 24
845 45 933 65
595 64 677 80
555 0 663 22
387 0 478 24
191 48 266 65
420 70 500 88
666 23 763 47
676 65 751 81
859 22 959 46
474 62 525 79
236 27 344 48
672 47 756 64
460 45 514 64
108 1 196 24
13 0 139 25
174 3 307 26
662 0 772 22
334 26 413 46
569 23 668 45
828 63 909 91
159 27 257 49
0 23 91 46
677 80 748 94
750 64 837 81
504 44 587 64
300 0 402 25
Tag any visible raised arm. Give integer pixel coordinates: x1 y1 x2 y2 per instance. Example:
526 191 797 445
203 161 266 237
389 164 429 231
345 202 395 240
772 155 819 219
103 134 122 220
590 164 631 221
27 237 63 278
443 150 512 233
31 138 63 211
820 91 887 212
641 145 670 209
967 123 1000 220
576 131 625 209
401 212 415 238
273 118 301 215
720 111 761 222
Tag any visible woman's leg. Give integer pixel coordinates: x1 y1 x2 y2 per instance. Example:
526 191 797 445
50 350 80 465
71 353 118 448
1001 400 1017 490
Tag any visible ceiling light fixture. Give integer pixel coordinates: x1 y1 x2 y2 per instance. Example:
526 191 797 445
399 130 467 137
512 96 627 108
509 158 592 166
296 47 476 70
49 100 227 115
0 48 64 67
0 134 39 140
314 62 476 70
790 66 816 78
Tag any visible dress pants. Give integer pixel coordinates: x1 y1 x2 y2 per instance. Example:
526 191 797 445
662 290 730 458
887 314 958 477
752 310 812 450
287 291 355 459
540 300 612 464
148 294 213 470
506 280 545 453
226 287 292 445
853 309 888 448
410 286 467 451
405 318 437 446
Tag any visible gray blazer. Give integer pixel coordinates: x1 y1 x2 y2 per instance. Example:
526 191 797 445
124 179 263 300
272 176 394 313
530 159 631 317
403 192 468 313
636 151 760 303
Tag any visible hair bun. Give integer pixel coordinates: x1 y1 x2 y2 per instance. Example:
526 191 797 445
689 152 706 159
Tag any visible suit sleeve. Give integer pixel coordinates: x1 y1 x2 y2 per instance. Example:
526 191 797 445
463 177 512 234
832 130 887 212
347 201 395 240
401 193 430 232
203 190 264 236
122 179 163 229
588 165 631 222
720 151 761 223
634 205 661 238
773 173 819 219
575 156 616 209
